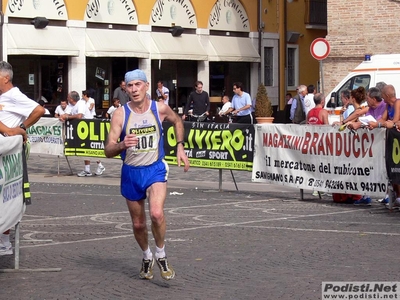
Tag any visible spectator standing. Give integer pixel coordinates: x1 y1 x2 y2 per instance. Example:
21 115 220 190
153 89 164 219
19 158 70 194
155 80 169 106
54 99 71 118
0 60 45 256
219 95 232 116
113 80 130 106
290 85 308 124
106 98 121 119
104 69 190 281
307 93 329 125
284 92 293 123
286 92 294 105
304 84 316 118
227 82 253 124
348 87 386 130
60 91 105 177
182 81 210 121
341 87 368 124
82 90 96 118
341 90 354 120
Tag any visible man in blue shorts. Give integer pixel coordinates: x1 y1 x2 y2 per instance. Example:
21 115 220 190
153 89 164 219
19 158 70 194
105 69 190 280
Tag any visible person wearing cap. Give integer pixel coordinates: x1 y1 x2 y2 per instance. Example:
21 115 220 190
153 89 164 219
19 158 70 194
105 69 190 281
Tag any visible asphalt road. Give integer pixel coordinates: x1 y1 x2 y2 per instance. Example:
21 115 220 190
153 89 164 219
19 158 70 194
0 154 399 300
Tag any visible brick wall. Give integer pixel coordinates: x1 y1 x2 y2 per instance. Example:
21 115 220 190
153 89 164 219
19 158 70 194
323 0 400 93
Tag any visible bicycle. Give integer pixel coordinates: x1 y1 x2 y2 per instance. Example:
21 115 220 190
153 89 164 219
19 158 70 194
188 112 208 122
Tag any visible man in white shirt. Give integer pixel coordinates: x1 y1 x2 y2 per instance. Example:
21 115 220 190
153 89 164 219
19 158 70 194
155 81 169 106
219 95 232 116
60 91 105 177
0 60 45 256
54 99 71 118
106 98 121 119
304 84 316 118
82 90 96 118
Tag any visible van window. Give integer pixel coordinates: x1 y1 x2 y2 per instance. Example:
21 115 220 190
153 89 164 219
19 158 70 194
327 75 370 107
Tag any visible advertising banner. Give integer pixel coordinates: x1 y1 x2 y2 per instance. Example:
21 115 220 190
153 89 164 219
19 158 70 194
385 128 400 184
252 124 387 197
64 119 110 157
64 119 254 171
28 118 64 156
0 135 25 233
163 122 254 171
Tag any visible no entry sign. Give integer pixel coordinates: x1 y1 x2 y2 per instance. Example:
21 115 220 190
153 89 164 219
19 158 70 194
310 38 330 60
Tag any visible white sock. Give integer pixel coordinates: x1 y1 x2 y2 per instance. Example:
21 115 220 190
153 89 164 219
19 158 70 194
143 247 153 260
97 162 103 168
85 165 91 173
155 245 166 259
0 233 10 245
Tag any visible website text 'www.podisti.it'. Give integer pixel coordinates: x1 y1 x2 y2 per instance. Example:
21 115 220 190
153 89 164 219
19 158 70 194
322 282 399 299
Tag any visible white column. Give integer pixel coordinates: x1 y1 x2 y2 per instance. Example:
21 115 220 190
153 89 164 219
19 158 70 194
67 20 86 94
197 28 210 93
137 24 153 92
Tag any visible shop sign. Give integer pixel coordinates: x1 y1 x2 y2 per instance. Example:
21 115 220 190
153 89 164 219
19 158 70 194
151 0 197 28
85 0 138 25
209 0 250 32
7 0 67 20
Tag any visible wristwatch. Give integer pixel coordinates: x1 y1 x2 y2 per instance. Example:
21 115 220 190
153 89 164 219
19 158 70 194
19 123 26 131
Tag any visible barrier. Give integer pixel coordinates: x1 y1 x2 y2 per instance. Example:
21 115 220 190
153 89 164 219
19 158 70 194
0 135 25 234
27 118 73 175
252 124 388 198
28 118 393 196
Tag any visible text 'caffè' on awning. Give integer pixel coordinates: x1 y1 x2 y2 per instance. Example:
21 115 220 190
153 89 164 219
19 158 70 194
2 0 260 111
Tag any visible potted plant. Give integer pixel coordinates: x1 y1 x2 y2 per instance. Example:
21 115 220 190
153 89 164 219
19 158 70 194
255 83 274 123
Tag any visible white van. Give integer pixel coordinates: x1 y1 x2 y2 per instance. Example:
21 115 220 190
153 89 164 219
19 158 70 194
325 54 400 124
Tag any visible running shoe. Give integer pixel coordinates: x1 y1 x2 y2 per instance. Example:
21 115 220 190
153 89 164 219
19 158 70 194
77 170 92 177
156 257 175 280
139 258 155 280
95 165 105 176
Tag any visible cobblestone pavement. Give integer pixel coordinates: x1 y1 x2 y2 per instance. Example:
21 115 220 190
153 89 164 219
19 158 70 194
0 154 399 300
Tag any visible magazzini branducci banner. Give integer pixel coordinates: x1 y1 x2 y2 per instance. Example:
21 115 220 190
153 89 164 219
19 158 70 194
252 124 388 197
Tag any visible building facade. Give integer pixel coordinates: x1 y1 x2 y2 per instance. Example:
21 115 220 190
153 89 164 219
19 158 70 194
0 0 327 114
262 0 327 109
1 0 260 113
324 0 400 94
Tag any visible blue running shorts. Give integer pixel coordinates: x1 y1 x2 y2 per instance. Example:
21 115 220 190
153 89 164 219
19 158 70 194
121 159 169 201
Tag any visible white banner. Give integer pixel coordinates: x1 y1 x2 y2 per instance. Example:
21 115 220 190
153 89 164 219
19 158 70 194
27 118 64 156
0 135 25 233
252 124 387 197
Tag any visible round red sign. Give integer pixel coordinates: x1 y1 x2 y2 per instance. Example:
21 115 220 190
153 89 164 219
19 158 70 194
310 38 330 60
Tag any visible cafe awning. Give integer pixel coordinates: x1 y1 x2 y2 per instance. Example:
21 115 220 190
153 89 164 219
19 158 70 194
86 29 149 58
7 24 80 56
208 36 260 62
151 32 208 61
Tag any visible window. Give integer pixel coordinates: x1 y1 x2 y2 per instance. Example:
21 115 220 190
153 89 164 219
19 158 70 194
327 75 371 107
287 46 298 89
264 47 273 86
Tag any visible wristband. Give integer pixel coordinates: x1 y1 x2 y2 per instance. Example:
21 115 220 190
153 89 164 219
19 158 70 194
19 123 26 131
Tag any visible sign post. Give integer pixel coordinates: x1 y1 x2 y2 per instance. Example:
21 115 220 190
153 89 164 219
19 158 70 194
310 38 330 94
